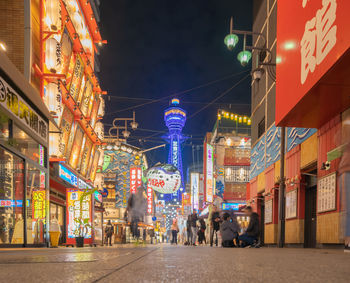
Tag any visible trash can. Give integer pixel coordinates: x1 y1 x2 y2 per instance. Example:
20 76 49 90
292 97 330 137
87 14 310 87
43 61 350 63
49 219 61 248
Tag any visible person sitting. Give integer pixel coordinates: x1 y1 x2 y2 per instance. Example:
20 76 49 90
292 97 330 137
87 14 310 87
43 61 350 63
220 213 239 248
238 206 260 247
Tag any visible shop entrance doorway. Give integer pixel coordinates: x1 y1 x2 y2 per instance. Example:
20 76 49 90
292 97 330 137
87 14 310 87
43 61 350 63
304 170 317 248
258 195 265 245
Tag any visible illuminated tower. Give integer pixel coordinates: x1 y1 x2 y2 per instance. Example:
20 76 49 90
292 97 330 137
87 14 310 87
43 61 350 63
164 98 187 201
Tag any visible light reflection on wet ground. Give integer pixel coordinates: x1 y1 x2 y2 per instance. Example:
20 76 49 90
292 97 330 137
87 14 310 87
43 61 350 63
0 245 349 283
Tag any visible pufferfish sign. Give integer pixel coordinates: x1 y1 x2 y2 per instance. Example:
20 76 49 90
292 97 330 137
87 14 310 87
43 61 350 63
146 164 181 194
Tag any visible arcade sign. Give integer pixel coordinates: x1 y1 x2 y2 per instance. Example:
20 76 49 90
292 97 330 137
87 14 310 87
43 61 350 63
146 164 181 194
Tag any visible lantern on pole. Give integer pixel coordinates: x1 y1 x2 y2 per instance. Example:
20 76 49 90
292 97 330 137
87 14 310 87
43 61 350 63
45 37 61 73
45 0 61 31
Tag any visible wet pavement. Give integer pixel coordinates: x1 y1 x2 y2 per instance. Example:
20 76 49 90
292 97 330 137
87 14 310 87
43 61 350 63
0 244 349 282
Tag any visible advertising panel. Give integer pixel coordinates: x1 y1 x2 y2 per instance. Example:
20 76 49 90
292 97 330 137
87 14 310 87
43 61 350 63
286 189 298 219
89 97 100 128
57 106 73 157
146 164 181 194
66 189 92 245
69 55 84 101
65 122 77 160
80 77 93 116
68 125 84 169
276 0 350 127
130 167 138 194
222 202 246 211
190 173 199 211
90 150 100 182
59 164 78 187
60 28 73 75
206 144 214 203
80 137 93 177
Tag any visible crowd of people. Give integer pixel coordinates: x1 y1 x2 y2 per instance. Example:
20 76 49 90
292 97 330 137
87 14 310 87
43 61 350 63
171 206 261 248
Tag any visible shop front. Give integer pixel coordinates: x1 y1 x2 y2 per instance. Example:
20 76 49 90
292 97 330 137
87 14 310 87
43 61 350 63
0 53 50 247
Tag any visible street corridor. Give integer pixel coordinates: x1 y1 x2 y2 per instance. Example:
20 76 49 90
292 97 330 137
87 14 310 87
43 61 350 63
0 245 349 283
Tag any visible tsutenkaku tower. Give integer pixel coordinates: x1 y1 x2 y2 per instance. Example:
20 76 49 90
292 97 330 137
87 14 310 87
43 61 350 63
164 98 186 201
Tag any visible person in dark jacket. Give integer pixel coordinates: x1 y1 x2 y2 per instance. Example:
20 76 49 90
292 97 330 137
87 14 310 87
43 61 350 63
221 213 240 247
210 205 221 247
186 214 192 245
191 213 198 246
105 220 114 246
238 206 260 247
198 218 206 245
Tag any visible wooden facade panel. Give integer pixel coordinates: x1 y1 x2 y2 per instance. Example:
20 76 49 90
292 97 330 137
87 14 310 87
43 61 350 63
285 219 304 244
301 133 318 169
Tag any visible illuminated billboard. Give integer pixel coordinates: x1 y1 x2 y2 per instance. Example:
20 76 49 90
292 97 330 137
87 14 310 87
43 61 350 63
206 144 214 203
191 173 199 211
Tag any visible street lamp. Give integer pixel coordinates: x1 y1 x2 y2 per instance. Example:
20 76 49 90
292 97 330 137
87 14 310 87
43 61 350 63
224 17 275 81
108 110 138 142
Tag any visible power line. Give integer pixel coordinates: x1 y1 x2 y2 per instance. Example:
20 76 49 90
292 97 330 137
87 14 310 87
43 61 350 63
188 74 250 120
104 70 250 116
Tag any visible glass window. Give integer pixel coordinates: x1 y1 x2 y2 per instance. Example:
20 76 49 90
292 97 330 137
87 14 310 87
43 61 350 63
26 164 46 244
12 124 46 167
0 147 24 244
50 203 64 244
0 112 9 143
225 166 250 183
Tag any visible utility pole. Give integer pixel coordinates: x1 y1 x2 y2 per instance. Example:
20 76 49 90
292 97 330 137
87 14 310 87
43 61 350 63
278 126 286 248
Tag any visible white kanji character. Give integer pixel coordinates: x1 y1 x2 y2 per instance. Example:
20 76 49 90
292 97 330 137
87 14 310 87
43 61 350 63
301 17 317 84
316 0 337 65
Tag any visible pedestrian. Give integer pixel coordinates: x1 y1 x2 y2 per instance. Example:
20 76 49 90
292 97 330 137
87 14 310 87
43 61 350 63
186 214 192 245
171 219 179 245
105 220 114 246
210 205 221 247
220 213 240 247
191 212 198 246
238 206 260 247
125 186 147 240
198 218 206 245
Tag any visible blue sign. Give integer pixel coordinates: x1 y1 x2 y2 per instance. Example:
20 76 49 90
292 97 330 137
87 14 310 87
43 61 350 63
0 200 29 207
102 188 109 198
222 202 246 211
152 216 157 221
59 164 78 187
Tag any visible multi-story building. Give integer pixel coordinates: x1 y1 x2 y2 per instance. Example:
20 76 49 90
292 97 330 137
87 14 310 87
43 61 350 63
249 0 350 248
0 0 105 246
204 110 251 211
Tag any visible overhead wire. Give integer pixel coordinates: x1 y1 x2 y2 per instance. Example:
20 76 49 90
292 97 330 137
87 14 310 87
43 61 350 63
104 69 250 116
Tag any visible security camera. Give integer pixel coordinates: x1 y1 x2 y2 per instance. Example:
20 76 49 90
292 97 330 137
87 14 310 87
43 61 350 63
321 161 330 171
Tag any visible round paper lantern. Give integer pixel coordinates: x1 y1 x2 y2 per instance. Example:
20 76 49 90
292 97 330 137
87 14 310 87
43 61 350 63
45 37 61 73
146 164 181 194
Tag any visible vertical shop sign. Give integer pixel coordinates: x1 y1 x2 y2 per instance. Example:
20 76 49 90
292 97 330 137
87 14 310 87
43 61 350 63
130 167 137 194
80 78 93 116
147 183 153 214
206 144 214 203
32 189 46 221
191 173 199 211
79 137 93 177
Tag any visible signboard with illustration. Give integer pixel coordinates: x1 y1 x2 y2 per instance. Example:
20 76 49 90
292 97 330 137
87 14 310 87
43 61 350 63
146 164 181 194
69 55 84 101
66 189 92 245
102 147 146 208
68 125 84 169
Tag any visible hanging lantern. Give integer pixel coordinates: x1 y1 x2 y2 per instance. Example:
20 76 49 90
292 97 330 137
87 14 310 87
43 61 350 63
49 132 60 157
45 0 61 31
98 97 105 117
45 37 61 73
238 116 242 123
95 122 104 140
44 82 62 118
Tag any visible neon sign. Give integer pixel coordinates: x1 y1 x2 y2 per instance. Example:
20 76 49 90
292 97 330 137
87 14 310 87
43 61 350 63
59 164 78 187
206 144 214 203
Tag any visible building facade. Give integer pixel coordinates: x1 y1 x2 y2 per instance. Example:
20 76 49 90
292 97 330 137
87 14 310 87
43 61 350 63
249 0 350 247
0 0 105 246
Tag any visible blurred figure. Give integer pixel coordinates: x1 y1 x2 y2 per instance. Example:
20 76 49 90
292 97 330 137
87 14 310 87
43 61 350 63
126 187 147 239
210 205 221 247
238 206 260 247
191 213 198 246
221 213 240 247
171 219 179 245
186 214 192 245
198 218 206 245
105 220 114 246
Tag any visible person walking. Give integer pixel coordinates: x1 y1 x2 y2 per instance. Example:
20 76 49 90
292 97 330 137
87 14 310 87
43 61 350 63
105 220 114 246
220 213 240 247
191 212 198 246
198 218 206 245
186 214 192 245
238 206 260 247
125 187 146 240
171 219 179 245
210 205 221 247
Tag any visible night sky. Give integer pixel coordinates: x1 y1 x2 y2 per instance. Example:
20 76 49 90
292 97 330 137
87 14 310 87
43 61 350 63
99 0 252 178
